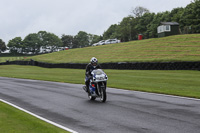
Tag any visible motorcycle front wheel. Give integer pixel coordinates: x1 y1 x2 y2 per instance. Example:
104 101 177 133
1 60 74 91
100 87 107 102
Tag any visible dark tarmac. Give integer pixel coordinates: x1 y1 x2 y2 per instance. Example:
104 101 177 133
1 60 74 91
0 77 200 133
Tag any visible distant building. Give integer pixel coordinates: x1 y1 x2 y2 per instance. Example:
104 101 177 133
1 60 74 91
157 22 180 37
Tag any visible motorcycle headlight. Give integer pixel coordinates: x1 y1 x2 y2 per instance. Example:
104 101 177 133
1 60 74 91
96 77 104 80
100 77 104 80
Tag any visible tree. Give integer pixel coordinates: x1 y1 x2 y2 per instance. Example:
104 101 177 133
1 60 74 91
170 7 184 23
88 34 102 46
7 37 23 54
131 6 150 18
38 31 63 52
22 31 63 54
192 0 200 33
103 24 119 40
117 16 137 41
75 31 89 48
135 12 155 39
72 36 79 48
0 39 6 53
146 11 171 38
61 34 74 48
45 32 63 52
37 31 49 47
23 33 41 54
180 0 200 33
160 11 171 22
103 7 151 41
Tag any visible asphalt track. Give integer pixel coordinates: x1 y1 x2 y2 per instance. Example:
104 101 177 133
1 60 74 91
0 77 200 133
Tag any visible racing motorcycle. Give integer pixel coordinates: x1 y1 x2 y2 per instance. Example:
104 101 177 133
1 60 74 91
83 69 108 102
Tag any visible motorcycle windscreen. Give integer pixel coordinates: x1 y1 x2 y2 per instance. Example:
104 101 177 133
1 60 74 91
92 69 104 75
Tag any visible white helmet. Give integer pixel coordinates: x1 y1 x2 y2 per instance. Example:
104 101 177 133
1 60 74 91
90 57 98 68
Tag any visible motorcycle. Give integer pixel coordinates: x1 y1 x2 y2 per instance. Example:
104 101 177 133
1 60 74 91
83 69 108 102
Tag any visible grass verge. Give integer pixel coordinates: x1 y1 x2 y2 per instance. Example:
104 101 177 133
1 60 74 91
0 101 69 133
0 65 200 99
0 56 27 63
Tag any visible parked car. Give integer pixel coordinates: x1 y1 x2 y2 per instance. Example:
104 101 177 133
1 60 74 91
92 40 105 46
92 39 120 46
98 40 105 45
92 43 99 46
105 39 120 44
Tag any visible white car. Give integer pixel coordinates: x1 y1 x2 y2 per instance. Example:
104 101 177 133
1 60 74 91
92 43 99 46
105 39 120 44
98 40 105 45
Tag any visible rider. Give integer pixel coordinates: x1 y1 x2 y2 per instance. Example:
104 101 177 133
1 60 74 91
85 57 101 92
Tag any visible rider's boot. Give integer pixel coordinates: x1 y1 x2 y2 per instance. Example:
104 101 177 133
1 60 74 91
85 81 89 93
83 85 89 93
86 85 89 92
83 86 87 92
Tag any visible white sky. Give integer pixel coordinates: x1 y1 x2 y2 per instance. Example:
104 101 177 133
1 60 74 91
0 0 192 44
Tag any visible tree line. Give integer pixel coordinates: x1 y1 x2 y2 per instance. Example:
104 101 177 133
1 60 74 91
0 0 199 54
103 0 200 41
6 31 63 54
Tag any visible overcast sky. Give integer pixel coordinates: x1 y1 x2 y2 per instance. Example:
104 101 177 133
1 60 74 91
0 0 192 44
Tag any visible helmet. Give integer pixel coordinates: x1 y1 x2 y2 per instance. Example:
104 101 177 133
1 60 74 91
90 57 98 68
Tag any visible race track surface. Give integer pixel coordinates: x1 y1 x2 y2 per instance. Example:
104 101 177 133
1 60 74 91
0 77 200 133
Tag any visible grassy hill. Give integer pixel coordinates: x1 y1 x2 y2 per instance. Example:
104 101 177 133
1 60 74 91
28 34 200 63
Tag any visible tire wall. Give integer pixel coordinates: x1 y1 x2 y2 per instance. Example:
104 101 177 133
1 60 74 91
1 61 200 70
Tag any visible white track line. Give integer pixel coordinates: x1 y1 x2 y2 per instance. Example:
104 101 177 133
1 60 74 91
0 99 78 133
107 87 200 101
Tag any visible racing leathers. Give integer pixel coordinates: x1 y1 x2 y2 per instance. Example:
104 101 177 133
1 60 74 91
85 63 101 92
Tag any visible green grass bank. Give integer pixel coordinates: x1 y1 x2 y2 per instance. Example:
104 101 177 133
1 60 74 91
0 56 25 63
26 34 200 63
